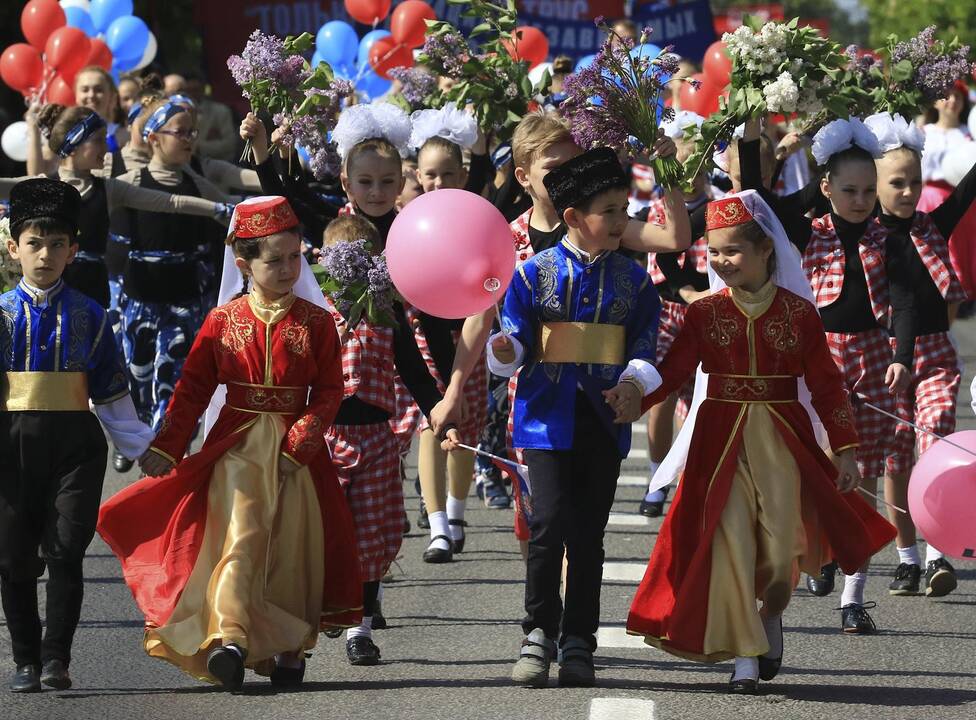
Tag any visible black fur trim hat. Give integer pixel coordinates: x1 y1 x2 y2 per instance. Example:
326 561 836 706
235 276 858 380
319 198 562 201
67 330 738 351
8 178 81 236
542 147 630 217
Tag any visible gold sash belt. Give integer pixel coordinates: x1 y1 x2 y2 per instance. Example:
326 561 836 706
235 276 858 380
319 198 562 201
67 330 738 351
2 372 90 411
706 374 798 403
538 322 625 365
226 382 307 414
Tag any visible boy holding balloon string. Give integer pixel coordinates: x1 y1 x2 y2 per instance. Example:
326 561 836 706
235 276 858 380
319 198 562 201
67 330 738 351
485 147 663 689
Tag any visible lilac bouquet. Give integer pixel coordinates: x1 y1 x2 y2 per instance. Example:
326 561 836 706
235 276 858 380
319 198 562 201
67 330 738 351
227 31 353 175
560 20 685 189
845 27 974 119
314 239 397 328
389 67 439 112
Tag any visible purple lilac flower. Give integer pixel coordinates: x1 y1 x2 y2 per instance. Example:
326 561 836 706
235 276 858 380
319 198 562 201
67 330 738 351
389 67 437 107
227 30 308 97
367 254 395 312
421 30 469 78
319 239 371 285
307 146 341 181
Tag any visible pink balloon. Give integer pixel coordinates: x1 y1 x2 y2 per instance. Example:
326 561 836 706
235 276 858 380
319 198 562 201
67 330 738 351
386 189 515 319
908 430 976 560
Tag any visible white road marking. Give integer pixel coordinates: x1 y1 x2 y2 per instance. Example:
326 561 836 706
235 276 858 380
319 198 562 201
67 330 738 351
596 626 649 649
628 448 649 459
607 512 651 527
589 698 656 720
618 474 648 487
603 562 646 582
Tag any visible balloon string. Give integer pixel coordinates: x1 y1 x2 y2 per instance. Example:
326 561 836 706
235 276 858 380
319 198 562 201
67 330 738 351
492 289 506 337
857 486 907 514
856 395 976 460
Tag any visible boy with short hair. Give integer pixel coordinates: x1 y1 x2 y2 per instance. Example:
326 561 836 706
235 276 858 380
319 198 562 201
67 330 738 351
486 147 663 688
0 178 152 693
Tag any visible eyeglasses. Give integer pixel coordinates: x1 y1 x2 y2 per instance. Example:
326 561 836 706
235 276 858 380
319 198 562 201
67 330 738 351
155 129 199 140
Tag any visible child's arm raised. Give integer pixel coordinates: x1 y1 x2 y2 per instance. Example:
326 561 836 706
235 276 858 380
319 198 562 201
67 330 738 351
621 132 692 253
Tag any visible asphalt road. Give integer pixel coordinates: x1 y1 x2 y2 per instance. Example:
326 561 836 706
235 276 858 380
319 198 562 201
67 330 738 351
3 319 976 720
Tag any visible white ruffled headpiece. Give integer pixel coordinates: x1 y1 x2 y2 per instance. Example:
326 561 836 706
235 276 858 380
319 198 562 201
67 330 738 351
332 101 412 160
862 112 926 154
409 102 478 150
811 118 882 167
662 111 705 140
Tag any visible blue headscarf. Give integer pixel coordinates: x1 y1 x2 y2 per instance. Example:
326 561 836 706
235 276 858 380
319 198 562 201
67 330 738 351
56 112 107 158
142 102 188 139
126 102 143 127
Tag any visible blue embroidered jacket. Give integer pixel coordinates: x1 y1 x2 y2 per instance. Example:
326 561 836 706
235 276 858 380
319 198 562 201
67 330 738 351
502 240 660 457
0 280 130 404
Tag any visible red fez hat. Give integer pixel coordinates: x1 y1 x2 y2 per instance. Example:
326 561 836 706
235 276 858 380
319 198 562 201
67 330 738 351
227 196 299 243
705 196 754 231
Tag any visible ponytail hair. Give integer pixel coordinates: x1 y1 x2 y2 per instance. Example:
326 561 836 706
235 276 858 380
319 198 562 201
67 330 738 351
36 104 97 154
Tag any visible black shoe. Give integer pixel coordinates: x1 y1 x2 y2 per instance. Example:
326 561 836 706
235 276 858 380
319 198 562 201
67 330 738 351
840 602 877 634
888 563 921 595
324 627 343 639
758 616 782 681
925 558 958 597
40 659 71 690
422 535 453 563
728 675 759 695
207 644 245 692
346 636 381 666
417 500 430 530
806 561 838 596
112 449 134 473
638 487 669 518
9 665 41 693
449 519 466 553
371 601 387 630
269 659 305 688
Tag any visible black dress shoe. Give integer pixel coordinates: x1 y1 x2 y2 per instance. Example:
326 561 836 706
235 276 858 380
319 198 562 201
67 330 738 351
728 676 759 695
449 519 467 553
346 636 381 666
112 449 135 473
840 602 877 634
925 558 958 597
638 487 669 518
806 561 838 596
9 665 41 693
422 535 453 564
888 562 921 595
371 601 387 630
207 644 245 692
269 659 305 688
40 658 71 690
758 616 782 681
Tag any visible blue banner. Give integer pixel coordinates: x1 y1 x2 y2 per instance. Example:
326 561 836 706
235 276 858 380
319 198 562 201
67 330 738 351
632 0 716 62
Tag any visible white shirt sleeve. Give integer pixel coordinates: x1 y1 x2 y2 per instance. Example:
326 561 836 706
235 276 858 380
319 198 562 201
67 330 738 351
619 359 663 395
93 395 155 460
486 331 525 377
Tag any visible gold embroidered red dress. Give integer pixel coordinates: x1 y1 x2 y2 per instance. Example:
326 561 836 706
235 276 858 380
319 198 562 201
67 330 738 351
627 283 896 662
97 292 362 681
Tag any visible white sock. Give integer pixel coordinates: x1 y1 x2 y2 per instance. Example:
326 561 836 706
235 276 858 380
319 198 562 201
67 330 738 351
428 510 451 551
346 616 373 640
446 494 466 541
732 656 759 682
645 461 661 492
760 614 783 658
924 545 945 564
841 572 868 607
897 545 921 566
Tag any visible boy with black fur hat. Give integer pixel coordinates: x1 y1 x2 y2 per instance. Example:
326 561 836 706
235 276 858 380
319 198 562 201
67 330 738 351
0 178 152 693
486 147 662 688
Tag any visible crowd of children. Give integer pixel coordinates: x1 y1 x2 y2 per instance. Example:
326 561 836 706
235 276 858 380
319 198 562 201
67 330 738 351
1 19 975 701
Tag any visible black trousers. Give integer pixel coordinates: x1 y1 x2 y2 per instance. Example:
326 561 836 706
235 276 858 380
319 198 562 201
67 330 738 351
522 394 622 649
0 412 107 666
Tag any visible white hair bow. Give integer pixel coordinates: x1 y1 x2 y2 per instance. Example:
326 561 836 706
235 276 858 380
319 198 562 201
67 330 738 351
331 101 412 160
409 102 478 150
812 117 883 166
862 112 926 154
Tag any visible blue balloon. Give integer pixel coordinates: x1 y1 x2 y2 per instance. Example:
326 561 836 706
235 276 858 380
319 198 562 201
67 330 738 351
631 43 662 62
356 67 392 101
333 62 355 81
106 16 150 66
65 7 97 37
90 0 134 34
358 29 391 68
316 21 358 68
574 54 596 73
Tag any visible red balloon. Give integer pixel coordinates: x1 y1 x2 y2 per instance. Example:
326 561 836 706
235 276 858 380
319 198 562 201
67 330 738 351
21 0 66 52
679 73 722 116
504 26 549 68
390 1 437 49
369 36 414 80
45 27 91 81
702 40 732 89
87 38 114 71
0 43 45 94
345 0 392 26
47 74 75 106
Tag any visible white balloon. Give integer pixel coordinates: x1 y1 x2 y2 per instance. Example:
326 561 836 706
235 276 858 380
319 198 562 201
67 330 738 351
134 31 158 71
528 62 553 87
1 122 29 163
59 0 91 10
942 140 976 187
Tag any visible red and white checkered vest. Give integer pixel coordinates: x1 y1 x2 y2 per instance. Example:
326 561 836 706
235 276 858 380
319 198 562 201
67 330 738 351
326 298 397 415
510 207 535 266
909 213 968 303
803 214 890 325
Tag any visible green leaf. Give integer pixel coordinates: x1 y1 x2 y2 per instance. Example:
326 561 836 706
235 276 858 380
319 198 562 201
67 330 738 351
506 109 522 124
891 59 914 83
470 22 492 37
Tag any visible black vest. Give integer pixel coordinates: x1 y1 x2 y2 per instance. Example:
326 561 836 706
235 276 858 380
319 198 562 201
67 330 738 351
59 176 110 308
